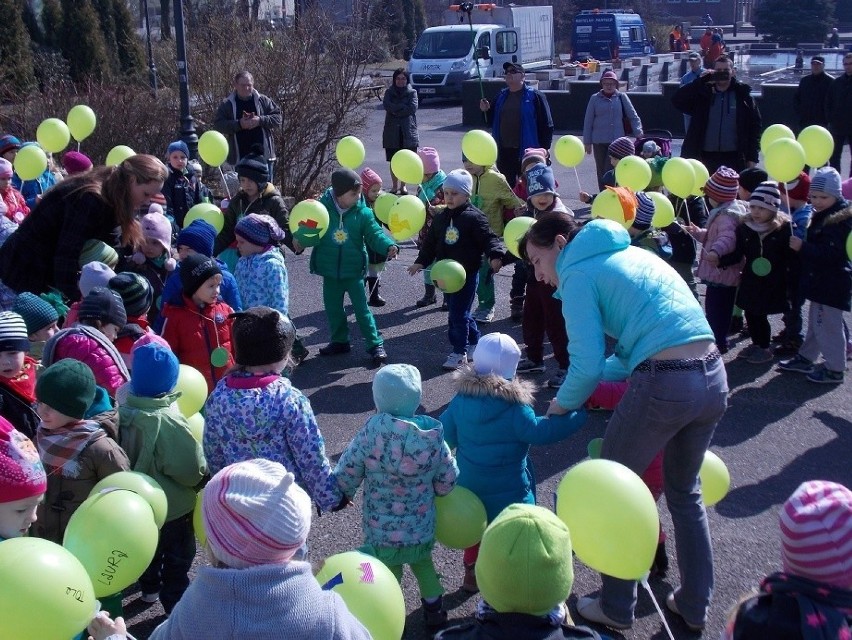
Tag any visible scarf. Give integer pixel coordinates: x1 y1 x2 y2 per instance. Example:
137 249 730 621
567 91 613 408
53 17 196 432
0 356 37 403
37 421 106 478
744 216 783 237
760 572 852 640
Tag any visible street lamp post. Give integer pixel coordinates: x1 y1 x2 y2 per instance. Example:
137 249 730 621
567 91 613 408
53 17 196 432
173 0 198 158
142 0 158 97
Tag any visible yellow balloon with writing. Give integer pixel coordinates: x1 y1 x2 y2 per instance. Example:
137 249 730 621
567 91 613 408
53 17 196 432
387 195 426 241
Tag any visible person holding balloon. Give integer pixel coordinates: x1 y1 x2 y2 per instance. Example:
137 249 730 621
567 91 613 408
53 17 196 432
0 417 46 542
161 140 211 229
520 213 727 632
415 147 448 309
0 158 29 224
11 142 58 210
360 167 390 307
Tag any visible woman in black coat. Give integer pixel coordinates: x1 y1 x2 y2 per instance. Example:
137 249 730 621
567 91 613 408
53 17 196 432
382 68 420 194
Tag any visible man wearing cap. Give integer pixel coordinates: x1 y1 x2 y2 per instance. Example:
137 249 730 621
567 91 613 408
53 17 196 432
794 56 833 139
680 52 703 134
826 52 852 176
478 62 554 187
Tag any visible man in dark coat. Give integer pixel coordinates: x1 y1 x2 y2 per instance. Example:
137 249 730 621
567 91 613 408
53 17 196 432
794 56 834 132
826 52 852 177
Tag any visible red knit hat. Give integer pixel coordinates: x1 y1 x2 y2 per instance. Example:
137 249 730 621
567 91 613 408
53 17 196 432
704 166 740 203
781 171 811 202
0 417 47 503
359 167 382 193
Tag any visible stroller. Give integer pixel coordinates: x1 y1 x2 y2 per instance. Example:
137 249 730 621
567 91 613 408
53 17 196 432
634 129 673 159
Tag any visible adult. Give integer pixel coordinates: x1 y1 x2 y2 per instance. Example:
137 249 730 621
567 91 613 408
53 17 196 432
703 33 724 69
382 68 419 195
699 28 713 57
669 26 684 52
828 27 840 49
582 70 643 190
680 52 703 134
672 55 761 174
794 56 834 145
213 71 282 177
0 155 167 302
479 62 554 188
520 214 727 633
826 52 852 177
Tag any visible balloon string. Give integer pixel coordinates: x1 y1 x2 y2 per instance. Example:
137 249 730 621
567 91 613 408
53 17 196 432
782 182 794 235
219 167 232 199
641 578 676 640
573 167 582 199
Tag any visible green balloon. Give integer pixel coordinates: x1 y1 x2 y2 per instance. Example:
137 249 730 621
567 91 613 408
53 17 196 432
699 450 731 507
430 259 466 294
106 145 135 167
67 105 97 142
587 437 603 459
434 486 487 549
91 471 168 528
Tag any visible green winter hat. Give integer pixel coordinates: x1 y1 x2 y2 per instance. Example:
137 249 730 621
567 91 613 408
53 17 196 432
36 360 97 420
475 504 574 616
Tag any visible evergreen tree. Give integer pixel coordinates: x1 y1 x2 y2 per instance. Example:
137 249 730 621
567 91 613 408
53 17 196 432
59 0 110 81
160 0 172 40
111 0 145 77
401 0 415 49
41 0 63 49
370 0 404 56
21 0 44 45
0 0 35 95
412 0 425 39
755 0 835 46
92 0 118 57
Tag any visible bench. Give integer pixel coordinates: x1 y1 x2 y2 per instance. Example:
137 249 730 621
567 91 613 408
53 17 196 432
357 85 385 100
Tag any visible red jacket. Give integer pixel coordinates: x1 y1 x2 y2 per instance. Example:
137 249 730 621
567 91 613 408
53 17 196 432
0 186 29 224
160 296 235 393
113 315 152 369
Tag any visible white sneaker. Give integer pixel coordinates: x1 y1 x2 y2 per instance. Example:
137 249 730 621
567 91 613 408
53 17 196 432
442 353 468 370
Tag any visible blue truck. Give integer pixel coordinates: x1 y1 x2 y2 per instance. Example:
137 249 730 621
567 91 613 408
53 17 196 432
571 10 649 61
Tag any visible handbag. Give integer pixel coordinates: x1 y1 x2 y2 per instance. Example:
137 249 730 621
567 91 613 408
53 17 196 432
619 93 633 136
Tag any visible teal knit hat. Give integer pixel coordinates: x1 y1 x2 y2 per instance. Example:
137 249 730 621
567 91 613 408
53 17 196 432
372 364 421 417
36 360 96 420
13 292 59 335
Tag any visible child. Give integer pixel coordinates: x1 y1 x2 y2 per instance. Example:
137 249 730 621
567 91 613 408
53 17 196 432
234 213 289 315
13 291 59 360
0 417 46 541
108 272 155 368
439 332 586 591
203 306 343 512
579 137 636 204
311 168 398 366
62 151 93 176
779 167 852 383
63 260 117 327
87 459 372 640
360 167 388 307
684 166 747 353
33 359 130 543
641 140 662 159
719 182 792 364
516 163 572 388
629 191 673 262
0 134 20 163
463 155 524 323
409 170 507 370
12 142 58 209
161 254 235 393
161 140 210 228
79 239 120 271
415 147 447 309
119 342 207 612
436 504 606 640
335 363 459 629
0 158 29 223
0 312 40 439
126 212 177 323
721 480 852 639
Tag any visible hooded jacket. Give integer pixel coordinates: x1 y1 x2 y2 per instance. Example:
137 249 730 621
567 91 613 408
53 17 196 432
798 201 852 310
688 199 748 287
472 167 525 236
42 325 131 398
234 248 289 316
213 89 282 166
216 182 291 256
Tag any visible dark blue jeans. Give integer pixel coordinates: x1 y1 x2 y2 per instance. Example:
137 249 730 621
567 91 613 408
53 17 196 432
138 514 196 613
704 284 737 353
447 271 480 354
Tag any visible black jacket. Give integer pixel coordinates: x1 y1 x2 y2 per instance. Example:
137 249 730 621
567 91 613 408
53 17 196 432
672 76 761 165
794 71 834 128
162 166 210 228
382 85 420 150
415 202 506 275
826 73 852 135
436 614 604 640
798 201 852 311
0 383 39 441
213 90 282 165
668 194 708 264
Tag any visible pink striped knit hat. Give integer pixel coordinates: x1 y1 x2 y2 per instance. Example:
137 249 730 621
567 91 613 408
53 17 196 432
779 480 852 588
202 459 312 568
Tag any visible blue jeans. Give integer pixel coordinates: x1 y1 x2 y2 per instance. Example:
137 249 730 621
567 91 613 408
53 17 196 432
447 271 479 354
598 353 728 626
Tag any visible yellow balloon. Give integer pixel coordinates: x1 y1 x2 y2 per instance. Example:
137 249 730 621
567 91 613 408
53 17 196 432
430 258 466 294
390 149 424 185
699 450 731 507
647 191 676 228
461 129 498 167
373 192 398 225
175 364 208 418
503 215 535 258
434 486 488 548
198 131 229 167
67 104 97 142
797 125 834 168
13 145 48 181
591 189 630 229
687 159 710 198
662 157 696 199
554 135 585 168
184 202 225 234
556 459 659 580
847 229 852 260
289 199 330 247
615 155 651 191
193 489 206 546
765 138 806 182
37 118 71 153
388 194 425 241
760 123 795 151
91 471 168 529
106 145 135 167
186 412 204 442
336 136 366 169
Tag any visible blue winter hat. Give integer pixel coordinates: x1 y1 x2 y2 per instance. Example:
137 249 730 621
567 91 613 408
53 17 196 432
810 166 843 200
131 343 180 397
525 163 557 198
0 135 21 157
372 364 422 418
167 140 190 159
177 220 217 257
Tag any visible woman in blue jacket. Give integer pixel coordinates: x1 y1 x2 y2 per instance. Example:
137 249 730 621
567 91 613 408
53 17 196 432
520 214 728 634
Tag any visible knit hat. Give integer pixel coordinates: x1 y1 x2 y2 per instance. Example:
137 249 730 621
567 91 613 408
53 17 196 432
810 166 843 200
0 158 12 179
13 293 59 336
600 70 619 84
750 181 781 212
521 147 548 173
473 332 521 380
235 213 285 248
0 135 21 157
167 140 190 159
418 147 441 174
476 504 574 615
779 480 852 589
633 192 656 230
782 171 811 202
0 417 47 503
231 306 295 367
359 167 382 193
372 364 422 418
140 212 173 253
608 137 635 160
738 167 769 195
443 169 473 197
236 146 269 187
108 272 153 317
79 262 117 297
131 343 179 397
180 254 221 297
36 359 97 420
525 163 557 198
62 151 93 175
78 287 127 328
132 332 170 352
331 168 361 197
202 459 313 568
79 240 119 269
176 220 216 257
704 166 740 203
0 312 30 353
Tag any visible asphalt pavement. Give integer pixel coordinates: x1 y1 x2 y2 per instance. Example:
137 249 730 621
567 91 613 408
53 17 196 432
125 99 852 640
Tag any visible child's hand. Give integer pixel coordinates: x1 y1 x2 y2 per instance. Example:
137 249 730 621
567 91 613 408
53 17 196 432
489 257 503 273
387 246 399 259
88 613 126 640
789 236 803 251
683 221 700 236
292 239 303 254
546 398 570 416
408 263 423 276
579 191 591 204
704 250 720 266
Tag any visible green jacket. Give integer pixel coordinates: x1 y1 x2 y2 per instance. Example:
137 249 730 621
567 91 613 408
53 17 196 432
311 187 396 280
118 392 207 521
472 167 524 236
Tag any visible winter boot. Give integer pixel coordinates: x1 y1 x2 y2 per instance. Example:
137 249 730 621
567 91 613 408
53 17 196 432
416 284 437 307
365 277 386 307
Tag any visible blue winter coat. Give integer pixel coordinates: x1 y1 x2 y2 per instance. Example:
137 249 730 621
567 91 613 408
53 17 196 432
12 168 58 210
440 371 585 522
